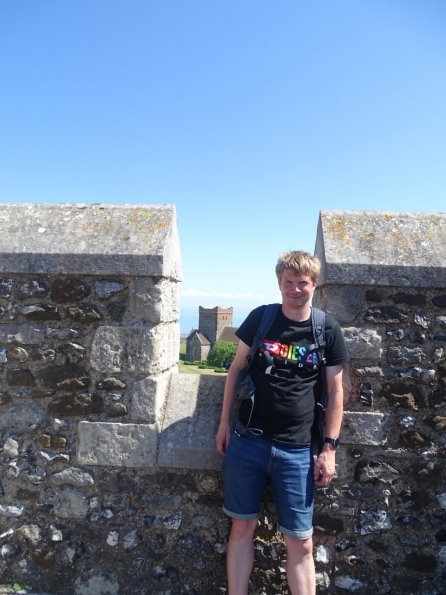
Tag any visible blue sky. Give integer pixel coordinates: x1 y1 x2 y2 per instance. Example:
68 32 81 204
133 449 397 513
1 1 445 331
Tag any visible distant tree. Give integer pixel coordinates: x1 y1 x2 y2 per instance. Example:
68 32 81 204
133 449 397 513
207 340 237 369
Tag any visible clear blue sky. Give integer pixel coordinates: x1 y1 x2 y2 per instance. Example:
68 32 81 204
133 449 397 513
1 1 445 330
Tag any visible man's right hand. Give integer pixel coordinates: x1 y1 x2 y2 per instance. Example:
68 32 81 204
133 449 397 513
216 422 231 455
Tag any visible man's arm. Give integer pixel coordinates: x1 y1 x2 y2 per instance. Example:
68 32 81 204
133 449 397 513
313 363 344 487
215 340 251 455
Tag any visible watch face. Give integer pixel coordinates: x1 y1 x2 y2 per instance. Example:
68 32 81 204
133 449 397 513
326 437 339 448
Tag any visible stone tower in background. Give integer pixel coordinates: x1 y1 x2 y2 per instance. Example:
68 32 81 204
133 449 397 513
198 306 233 343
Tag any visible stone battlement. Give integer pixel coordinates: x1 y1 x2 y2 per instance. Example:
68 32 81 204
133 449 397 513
0 205 445 595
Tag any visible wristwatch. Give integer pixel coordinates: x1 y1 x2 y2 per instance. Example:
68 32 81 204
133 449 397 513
325 437 340 449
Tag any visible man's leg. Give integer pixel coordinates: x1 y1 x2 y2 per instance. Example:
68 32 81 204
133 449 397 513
227 518 258 595
283 535 315 595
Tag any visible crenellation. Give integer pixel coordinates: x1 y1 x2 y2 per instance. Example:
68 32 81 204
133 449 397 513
1 206 445 594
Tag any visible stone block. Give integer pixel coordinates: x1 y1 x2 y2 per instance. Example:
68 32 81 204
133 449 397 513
90 324 179 374
334 447 349 480
341 412 387 445
315 210 446 287
343 327 382 359
0 504 24 517
158 375 226 470
0 203 182 279
129 278 180 323
48 393 103 416
95 280 125 298
0 403 48 433
0 324 44 345
0 203 182 281
313 286 362 323
77 421 158 467
74 569 119 595
50 468 95 487
130 371 172 423
53 490 88 519
388 346 428 364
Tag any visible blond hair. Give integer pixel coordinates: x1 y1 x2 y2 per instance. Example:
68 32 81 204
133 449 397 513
275 251 320 282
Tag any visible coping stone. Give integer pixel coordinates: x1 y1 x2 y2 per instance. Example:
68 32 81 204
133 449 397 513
158 374 226 471
315 210 446 287
0 203 182 279
77 421 158 467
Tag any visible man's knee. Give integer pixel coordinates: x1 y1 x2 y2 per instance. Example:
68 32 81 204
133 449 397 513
284 535 313 557
230 518 258 541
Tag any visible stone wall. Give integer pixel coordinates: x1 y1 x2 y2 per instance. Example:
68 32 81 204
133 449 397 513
0 206 445 595
312 210 446 594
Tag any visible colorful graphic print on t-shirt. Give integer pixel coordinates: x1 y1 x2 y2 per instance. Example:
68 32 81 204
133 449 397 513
261 339 319 369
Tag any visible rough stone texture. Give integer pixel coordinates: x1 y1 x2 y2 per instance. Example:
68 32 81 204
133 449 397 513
159 374 226 470
51 278 90 303
1 207 446 595
90 324 179 374
53 490 88 519
0 324 44 344
47 392 104 416
0 203 182 279
50 467 95 487
387 345 428 364
342 327 383 359
313 286 363 323
0 403 48 432
77 421 158 467
38 364 90 391
315 210 446 287
66 304 104 323
129 278 180 323
74 569 119 595
341 412 387 445
95 280 125 299
130 371 172 423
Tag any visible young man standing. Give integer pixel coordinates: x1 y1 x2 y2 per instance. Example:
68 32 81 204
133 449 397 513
216 251 349 595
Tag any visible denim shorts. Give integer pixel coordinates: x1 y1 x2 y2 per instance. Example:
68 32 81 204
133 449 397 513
222 424 315 539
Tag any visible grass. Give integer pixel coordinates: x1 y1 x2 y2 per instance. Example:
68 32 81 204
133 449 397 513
178 338 228 376
178 361 227 375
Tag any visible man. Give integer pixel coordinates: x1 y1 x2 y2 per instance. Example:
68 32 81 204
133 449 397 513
216 251 349 595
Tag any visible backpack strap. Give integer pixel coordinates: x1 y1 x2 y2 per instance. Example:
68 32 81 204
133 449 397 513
311 307 327 364
310 307 328 453
246 303 280 369
234 303 280 437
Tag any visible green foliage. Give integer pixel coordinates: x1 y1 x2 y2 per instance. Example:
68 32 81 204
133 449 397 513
13 585 23 593
213 368 227 373
207 340 237 369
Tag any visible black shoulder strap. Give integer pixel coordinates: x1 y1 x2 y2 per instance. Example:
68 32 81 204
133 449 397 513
310 307 326 365
311 307 327 408
246 303 280 367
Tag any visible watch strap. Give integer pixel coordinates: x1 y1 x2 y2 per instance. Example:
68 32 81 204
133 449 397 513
325 437 340 448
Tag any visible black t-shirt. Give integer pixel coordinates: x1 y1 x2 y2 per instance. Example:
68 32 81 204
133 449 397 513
235 305 349 446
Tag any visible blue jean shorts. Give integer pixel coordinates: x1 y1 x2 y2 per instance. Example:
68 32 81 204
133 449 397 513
222 424 315 539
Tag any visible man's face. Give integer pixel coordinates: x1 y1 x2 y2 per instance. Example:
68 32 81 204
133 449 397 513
278 269 317 311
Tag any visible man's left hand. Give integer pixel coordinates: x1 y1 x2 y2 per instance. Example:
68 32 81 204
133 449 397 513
314 448 336 487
